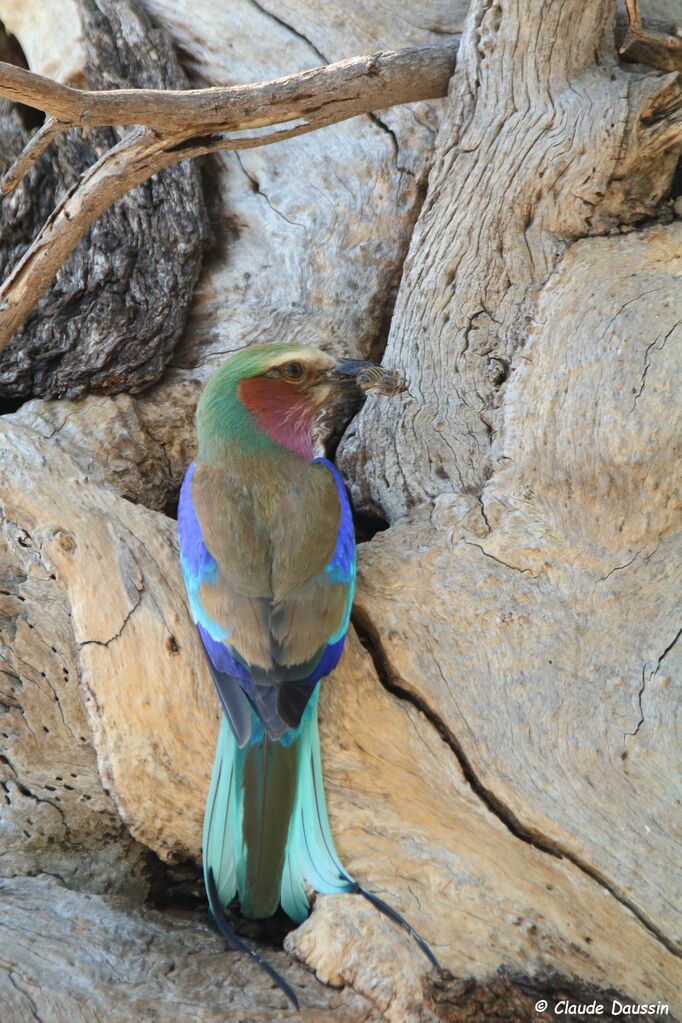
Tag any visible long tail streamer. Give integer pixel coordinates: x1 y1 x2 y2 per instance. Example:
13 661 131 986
203 691 440 1005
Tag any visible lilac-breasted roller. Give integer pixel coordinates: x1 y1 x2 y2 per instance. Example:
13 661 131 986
178 343 438 1006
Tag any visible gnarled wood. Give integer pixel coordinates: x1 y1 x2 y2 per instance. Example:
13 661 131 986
618 0 682 71
340 3 682 520
0 0 206 399
351 222 682 947
0 875 380 1022
1 0 681 1020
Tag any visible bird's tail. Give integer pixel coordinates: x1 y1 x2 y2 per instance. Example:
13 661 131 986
203 686 354 924
203 687 440 1007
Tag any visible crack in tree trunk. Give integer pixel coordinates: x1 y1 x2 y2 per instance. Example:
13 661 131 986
351 605 682 960
1 0 680 1016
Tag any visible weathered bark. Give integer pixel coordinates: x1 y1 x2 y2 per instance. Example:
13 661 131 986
143 0 467 372
0 39 472 359
339 3 681 519
7 371 201 512
617 5 682 72
0 876 383 1022
0 0 206 399
0 876 648 1023
1 0 681 1020
347 220 682 940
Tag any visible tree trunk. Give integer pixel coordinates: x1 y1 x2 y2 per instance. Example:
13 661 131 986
339 2 680 517
0 0 680 1021
0 0 206 400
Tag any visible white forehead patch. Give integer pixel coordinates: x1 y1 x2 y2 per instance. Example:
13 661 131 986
267 349 336 372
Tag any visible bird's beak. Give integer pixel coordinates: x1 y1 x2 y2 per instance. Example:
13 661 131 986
327 359 405 396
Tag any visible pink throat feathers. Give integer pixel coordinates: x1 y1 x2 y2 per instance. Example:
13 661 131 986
237 377 315 459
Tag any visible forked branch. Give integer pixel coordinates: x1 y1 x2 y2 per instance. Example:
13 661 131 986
0 43 460 351
617 1 682 73
0 9 680 355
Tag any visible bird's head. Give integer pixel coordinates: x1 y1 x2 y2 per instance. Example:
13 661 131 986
197 343 403 460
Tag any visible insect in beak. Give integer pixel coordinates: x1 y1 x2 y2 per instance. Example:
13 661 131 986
329 359 405 395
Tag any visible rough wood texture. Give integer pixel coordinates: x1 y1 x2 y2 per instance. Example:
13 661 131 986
329 0 681 995
0 1 467 359
0 39 460 365
0 408 216 863
0 407 164 891
1 0 681 1020
146 0 466 372
350 220 682 943
0 0 206 399
0 876 383 1022
7 370 201 513
0 878 647 1023
617 1 682 71
340 3 682 520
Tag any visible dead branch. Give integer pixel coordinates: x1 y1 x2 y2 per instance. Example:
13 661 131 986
0 45 457 136
0 15 675 140
0 117 66 196
0 6 680 357
618 28 682 74
0 43 460 352
616 4 682 73
0 114 388 348
0 44 459 199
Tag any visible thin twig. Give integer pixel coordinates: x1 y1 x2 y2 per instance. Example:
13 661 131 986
624 0 641 29
0 117 67 195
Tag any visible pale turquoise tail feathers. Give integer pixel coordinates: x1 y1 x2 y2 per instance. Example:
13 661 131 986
202 715 244 913
203 690 355 925
203 690 353 1009
203 691 441 1008
279 690 355 921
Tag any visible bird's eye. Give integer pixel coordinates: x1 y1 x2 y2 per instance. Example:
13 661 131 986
282 362 304 380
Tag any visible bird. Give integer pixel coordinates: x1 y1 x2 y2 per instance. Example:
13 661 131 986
177 343 438 1007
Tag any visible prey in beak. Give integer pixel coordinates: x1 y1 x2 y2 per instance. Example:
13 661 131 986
317 358 404 458
328 359 405 396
